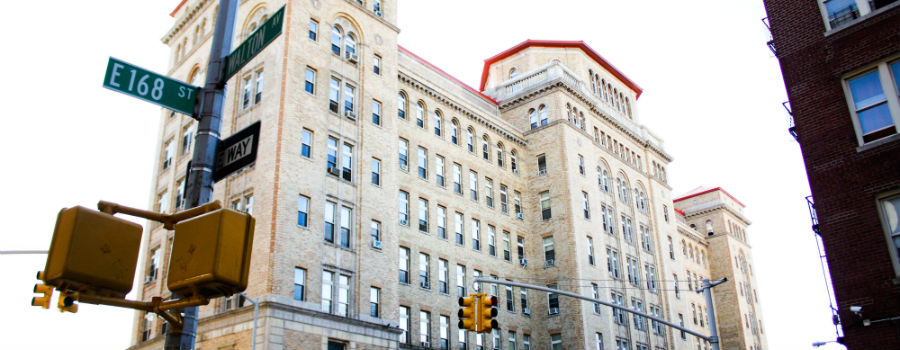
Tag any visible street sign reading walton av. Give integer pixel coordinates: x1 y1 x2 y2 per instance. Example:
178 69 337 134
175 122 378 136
212 121 261 182
224 6 284 80
103 57 199 116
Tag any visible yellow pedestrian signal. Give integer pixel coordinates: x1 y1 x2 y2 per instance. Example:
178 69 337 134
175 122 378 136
58 290 78 313
478 295 499 333
31 281 53 309
458 295 477 332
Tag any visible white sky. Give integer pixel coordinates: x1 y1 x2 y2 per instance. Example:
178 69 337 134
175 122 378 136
0 1 845 349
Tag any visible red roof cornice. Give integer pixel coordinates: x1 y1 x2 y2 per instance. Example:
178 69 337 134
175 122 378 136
398 45 498 105
479 40 642 99
171 0 188 17
673 187 746 208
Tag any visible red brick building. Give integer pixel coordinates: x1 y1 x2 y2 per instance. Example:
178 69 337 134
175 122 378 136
763 0 900 348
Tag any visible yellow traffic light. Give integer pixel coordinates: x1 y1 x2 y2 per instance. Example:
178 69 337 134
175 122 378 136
458 295 477 331
478 295 499 334
43 206 142 297
168 208 255 298
31 281 53 309
58 290 78 313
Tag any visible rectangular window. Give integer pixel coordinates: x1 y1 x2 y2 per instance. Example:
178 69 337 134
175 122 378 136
419 253 430 289
626 257 640 286
324 202 336 243
175 180 184 210
500 185 508 214
453 163 463 194
418 147 428 179
550 333 562 350
372 100 381 125
547 284 559 315
439 259 449 294
459 329 467 350
399 138 409 171
437 205 447 239
436 155 445 187
373 54 381 75
583 191 591 219
162 141 174 170
298 195 310 227
595 333 604 350
632 298 647 331
157 191 169 214
294 267 306 300
607 248 621 279
440 315 450 350
602 205 616 235
434 111 443 136
668 236 675 260
399 191 409 226
591 283 601 314
578 154 585 175
399 247 410 284
370 220 381 244
146 248 159 282
650 305 665 335
506 284 515 311
329 77 340 113
341 143 353 181
503 231 511 262
645 264 658 292
537 155 547 175
615 338 630 350
622 216 634 244
679 313 686 339
242 76 252 109
517 236 526 263
371 158 381 185
301 129 312 158
327 137 338 173
520 289 529 315
419 198 429 232
472 219 481 251
400 306 410 344
845 61 900 144
488 225 497 256
611 292 626 325
419 311 431 346
587 236 595 266
456 264 466 297
308 19 318 40
339 206 351 248
181 125 194 155
305 68 316 94
492 329 501 350
540 191 551 220
321 270 333 312
254 70 263 102
543 236 555 266
509 331 517 350
369 287 380 317
469 171 479 201
878 193 900 275
514 191 522 219
485 178 494 208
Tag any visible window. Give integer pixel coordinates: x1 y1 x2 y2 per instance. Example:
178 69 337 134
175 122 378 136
418 198 429 233
539 105 549 126
615 338 630 350
466 128 475 152
650 305 665 335
175 180 185 211
418 147 428 179
598 165 610 192
297 195 310 227
540 191 551 220
324 202 336 243
611 292 626 325
141 312 154 341
369 287 380 317
441 315 450 350
640 225 653 252
505 284 515 312
821 0 896 30
543 236 555 266
844 60 900 144
373 54 381 75
663 205 670 222
632 298 647 331
607 248 621 279
529 108 538 129
338 206 351 248
496 144 505 168
291 267 306 300
327 137 338 173
254 70 264 103
181 125 194 155
878 193 900 275
537 155 547 175
487 225 497 256
372 100 382 125
434 110 443 136
508 331 517 350
578 155 585 175
626 257 640 286
550 333 562 350
162 140 174 170
439 259 449 293
679 313 686 339
472 219 481 251
517 236 526 262
398 92 407 119
455 212 464 245
416 102 426 128
436 155 445 187
399 138 409 171
523 335 530 350
547 284 560 315
514 191 523 219
399 247 410 284
485 178 494 208
146 248 159 282
470 171 479 201
371 158 381 185
329 77 341 113
451 120 460 144
370 220 381 244
419 253 431 289
602 205 616 235
157 191 169 213
373 0 383 15
595 333 604 350
321 271 333 312
453 163 462 194
308 19 318 40
583 192 591 219
520 289 529 314
437 205 447 239
481 136 490 160
587 236 595 265
591 283 601 314
503 231 511 262
459 329 468 350
343 84 355 115
301 129 312 158
399 191 409 226
499 185 508 214
330 25 342 55
400 306 410 344
341 143 353 181
305 67 316 94
456 264 466 297
510 151 518 174
622 216 634 244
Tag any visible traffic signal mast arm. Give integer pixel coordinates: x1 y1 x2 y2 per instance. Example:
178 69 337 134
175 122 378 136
97 199 221 230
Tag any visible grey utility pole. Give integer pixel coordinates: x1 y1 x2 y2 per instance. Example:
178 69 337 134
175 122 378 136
164 0 237 349
474 277 725 349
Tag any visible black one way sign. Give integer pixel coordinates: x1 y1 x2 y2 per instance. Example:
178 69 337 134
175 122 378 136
213 121 261 182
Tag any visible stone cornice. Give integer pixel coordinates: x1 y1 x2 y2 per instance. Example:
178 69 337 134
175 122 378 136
681 199 752 225
162 0 212 45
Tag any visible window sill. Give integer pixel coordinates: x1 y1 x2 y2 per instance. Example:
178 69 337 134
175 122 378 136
856 133 899 153
824 2 900 37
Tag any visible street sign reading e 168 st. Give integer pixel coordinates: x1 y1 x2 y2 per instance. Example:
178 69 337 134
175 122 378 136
103 57 199 116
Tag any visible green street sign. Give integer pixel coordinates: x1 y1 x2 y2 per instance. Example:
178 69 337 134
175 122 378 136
224 5 284 80
103 57 199 116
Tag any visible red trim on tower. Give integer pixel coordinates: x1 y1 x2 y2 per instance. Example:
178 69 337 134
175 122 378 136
479 39 642 98
674 208 686 216
398 45 498 105
673 187 745 208
171 0 188 17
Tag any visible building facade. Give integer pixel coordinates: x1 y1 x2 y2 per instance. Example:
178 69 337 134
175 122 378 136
130 1 768 349
763 0 900 348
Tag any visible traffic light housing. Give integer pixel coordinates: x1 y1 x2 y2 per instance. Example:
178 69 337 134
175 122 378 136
478 295 499 333
43 206 142 297
167 208 255 298
458 295 477 331
58 290 78 313
31 281 53 309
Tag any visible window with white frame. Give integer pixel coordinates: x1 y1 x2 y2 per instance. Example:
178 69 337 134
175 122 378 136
843 60 899 144
305 67 316 94
878 193 900 275
485 178 494 208
371 158 381 185
301 129 312 158
419 253 430 289
297 195 310 227
146 248 159 282
543 236 555 266
437 205 447 239
466 128 475 152
611 291 626 325
418 198 429 233
540 191 551 220
456 264 466 297
503 231 511 262
500 184 508 214
370 220 381 244
416 101 426 128
607 247 621 279
399 138 409 171
373 54 381 75
820 0 898 30
514 191 522 218
308 19 318 40
583 191 591 219
294 267 306 300
452 163 462 194
398 92 407 119
592 283 601 314
398 191 409 226
455 212 464 245
547 284 560 315
369 287 380 317
439 258 448 293
399 247 410 284
418 147 428 179
488 225 497 256
435 155 445 187
400 306 410 344
472 219 481 251
587 236 595 265
372 100 381 125
469 171 479 201
550 333 562 350
434 110 443 137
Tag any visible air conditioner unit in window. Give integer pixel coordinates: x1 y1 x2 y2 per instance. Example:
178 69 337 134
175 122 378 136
523 307 531 315
372 240 383 249
420 281 430 289
549 307 559 315
422 341 431 348
519 259 528 267
516 213 524 219
345 51 359 64
144 275 154 283
375 10 382 17
545 259 555 267
328 166 340 176
344 110 357 120
538 169 547 175
400 219 408 226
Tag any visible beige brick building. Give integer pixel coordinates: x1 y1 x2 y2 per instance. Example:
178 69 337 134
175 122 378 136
130 1 767 349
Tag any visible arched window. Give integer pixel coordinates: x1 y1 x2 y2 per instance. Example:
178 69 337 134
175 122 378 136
181 37 188 59
193 25 201 46
331 25 342 55
433 110 443 137
566 103 573 123
175 44 183 63
416 101 425 128
481 135 490 160
188 66 202 86
345 33 356 55
510 150 518 174
626 98 632 118
466 128 475 152
689 244 695 259
597 163 610 192
681 239 687 255
529 108 538 129
510 68 518 79
617 175 630 203
397 92 407 119
578 111 585 130
496 143 505 168
589 69 595 93
539 105 548 126
450 119 460 144
601 79 607 101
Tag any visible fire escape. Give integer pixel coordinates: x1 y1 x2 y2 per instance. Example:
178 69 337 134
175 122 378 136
807 196 844 339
